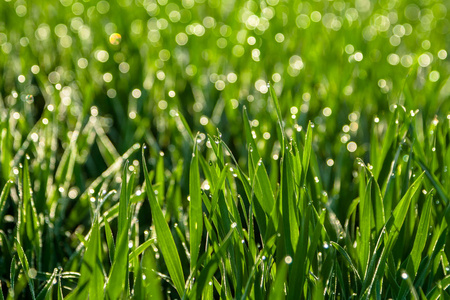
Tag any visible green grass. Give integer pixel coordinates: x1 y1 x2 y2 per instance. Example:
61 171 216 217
0 0 450 298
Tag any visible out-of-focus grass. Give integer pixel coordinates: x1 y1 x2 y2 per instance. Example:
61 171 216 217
0 0 449 298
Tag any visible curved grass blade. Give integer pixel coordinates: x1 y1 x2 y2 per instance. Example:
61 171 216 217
36 268 58 300
330 242 361 283
129 238 155 261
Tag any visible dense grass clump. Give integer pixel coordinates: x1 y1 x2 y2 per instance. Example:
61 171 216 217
0 0 449 299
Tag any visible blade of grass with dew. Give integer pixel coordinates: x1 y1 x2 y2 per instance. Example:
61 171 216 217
242 106 275 215
330 242 361 284
0 179 13 227
415 158 449 205
189 139 203 272
0 125 12 179
288 203 311 300
21 156 41 269
280 145 298 256
191 228 234 300
15 237 36 300
67 212 104 299
373 108 399 180
142 146 185 297
88 215 104 299
398 190 433 299
94 124 120 166
156 150 165 205
386 172 425 247
106 163 132 299
361 172 425 297
219 139 269 239
176 110 195 143
141 249 164 300
35 268 57 300
301 122 313 189
426 275 450 300
359 176 372 277
9 254 16 293
104 218 115 264
129 238 155 261
268 261 288 299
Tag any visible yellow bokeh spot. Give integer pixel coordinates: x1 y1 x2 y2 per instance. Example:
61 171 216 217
109 33 122 45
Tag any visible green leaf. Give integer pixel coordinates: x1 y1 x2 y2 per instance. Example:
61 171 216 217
280 147 298 256
330 242 361 283
189 140 203 271
359 177 372 277
0 180 13 227
21 157 41 269
142 146 185 297
129 238 155 261
398 191 433 299
242 106 275 215
387 172 425 247
301 121 313 188
106 163 132 299
15 237 36 300
36 268 58 300
104 218 115 264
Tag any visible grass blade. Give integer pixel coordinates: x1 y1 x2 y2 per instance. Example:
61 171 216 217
142 146 185 297
189 140 203 271
106 163 132 299
15 237 36 300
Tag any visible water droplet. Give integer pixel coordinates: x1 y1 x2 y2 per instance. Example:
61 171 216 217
401 272 408 280
231 222 237 228
28 268 37 279
25 94 34 104
284 256 293 264
323 242 329 249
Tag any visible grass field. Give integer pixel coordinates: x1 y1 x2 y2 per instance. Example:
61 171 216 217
0 0 449 298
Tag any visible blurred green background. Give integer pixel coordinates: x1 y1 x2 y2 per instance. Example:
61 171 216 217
0 0 449 295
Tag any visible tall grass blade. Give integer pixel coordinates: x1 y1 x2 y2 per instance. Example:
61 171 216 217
189 140 203 271
106 163 131 299
142 146 185 297
15 237 36 300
